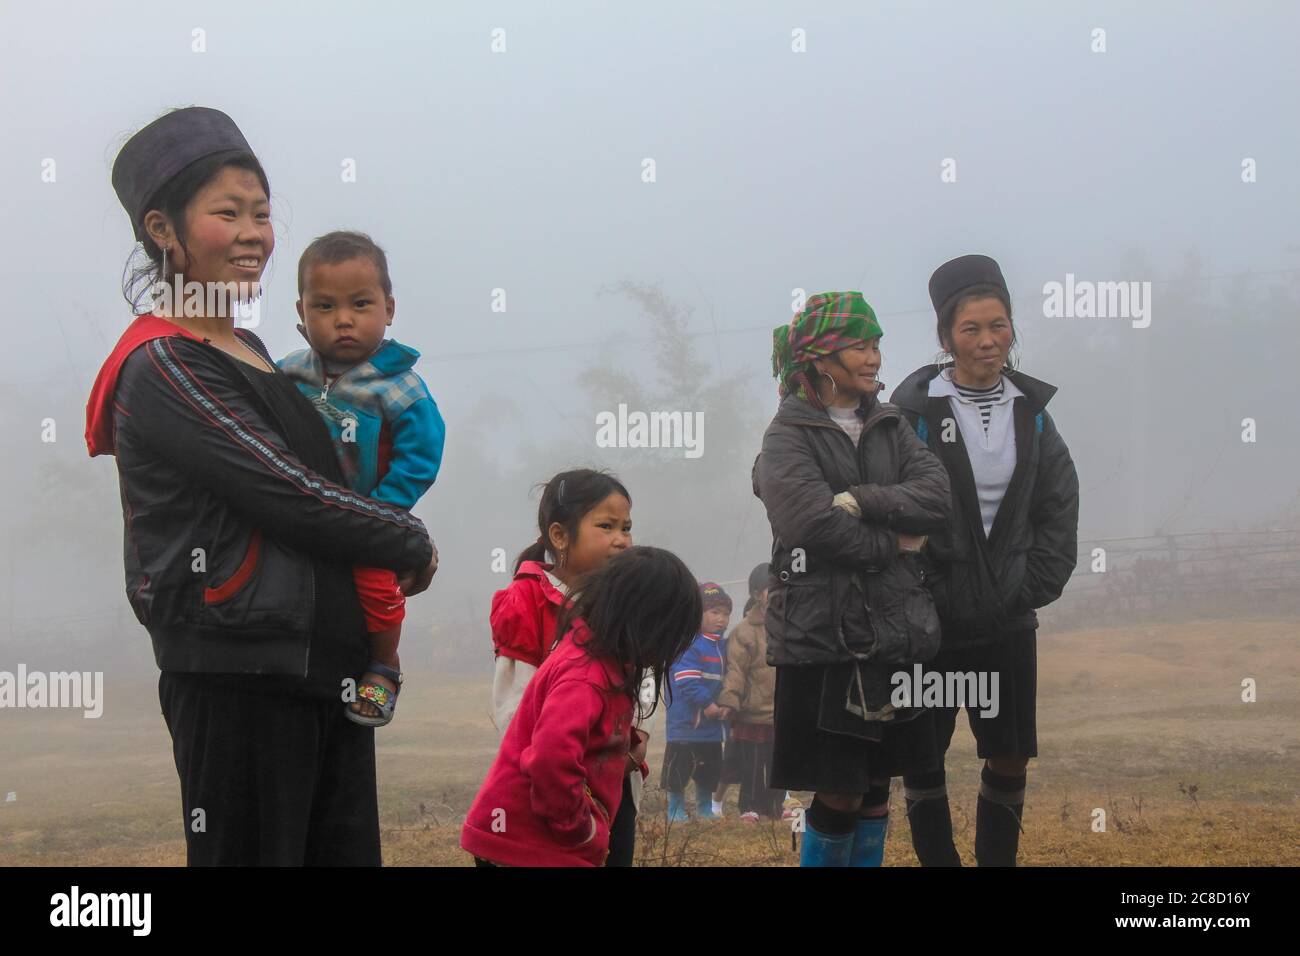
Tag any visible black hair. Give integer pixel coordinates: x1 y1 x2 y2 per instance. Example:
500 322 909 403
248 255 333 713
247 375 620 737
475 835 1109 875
513 469 632 573
297 230 393 298
748 562 771 597
120 149 271 313
935 281 1018 368
555 546 702 719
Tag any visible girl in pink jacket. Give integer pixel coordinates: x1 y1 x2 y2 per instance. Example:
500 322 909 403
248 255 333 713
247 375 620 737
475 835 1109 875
462 546 701 866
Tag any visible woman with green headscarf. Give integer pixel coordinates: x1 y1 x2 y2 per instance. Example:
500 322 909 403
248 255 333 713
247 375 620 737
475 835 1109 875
753 291 952 866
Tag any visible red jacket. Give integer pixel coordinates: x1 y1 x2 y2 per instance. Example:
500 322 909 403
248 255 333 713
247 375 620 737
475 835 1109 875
462 621 634 867
490 561 566 668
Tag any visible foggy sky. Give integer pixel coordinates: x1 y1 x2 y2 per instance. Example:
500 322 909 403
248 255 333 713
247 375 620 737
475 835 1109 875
2 0 1297 672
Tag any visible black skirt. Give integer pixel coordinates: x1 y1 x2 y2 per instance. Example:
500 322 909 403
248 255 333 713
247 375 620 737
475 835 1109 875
770 664 940 794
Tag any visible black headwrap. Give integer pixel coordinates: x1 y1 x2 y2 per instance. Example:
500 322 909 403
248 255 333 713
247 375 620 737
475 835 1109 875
111 107 255 241
928 254 1008 314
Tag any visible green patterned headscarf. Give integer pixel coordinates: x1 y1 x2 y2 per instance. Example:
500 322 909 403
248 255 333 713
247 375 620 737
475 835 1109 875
772 291 883 409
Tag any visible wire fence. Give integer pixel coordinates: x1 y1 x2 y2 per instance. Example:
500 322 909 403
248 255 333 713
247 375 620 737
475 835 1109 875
1043 528 1300 630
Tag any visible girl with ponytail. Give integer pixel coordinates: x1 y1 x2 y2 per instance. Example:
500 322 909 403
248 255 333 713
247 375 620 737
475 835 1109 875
488 468 648 865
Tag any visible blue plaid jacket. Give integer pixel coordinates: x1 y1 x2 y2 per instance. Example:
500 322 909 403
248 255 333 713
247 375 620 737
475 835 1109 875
278 339 445 509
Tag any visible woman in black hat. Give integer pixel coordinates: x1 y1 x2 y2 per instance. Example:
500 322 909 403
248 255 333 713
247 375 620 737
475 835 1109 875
890 255 1080 866
86 107 437 865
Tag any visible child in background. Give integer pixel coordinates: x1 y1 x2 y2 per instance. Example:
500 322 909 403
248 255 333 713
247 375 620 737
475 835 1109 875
782 792 805 822
462 547 701 866
279 231 445 727
662 582 731 822
716 563 784 821
713 602 738 819
489 468 648 866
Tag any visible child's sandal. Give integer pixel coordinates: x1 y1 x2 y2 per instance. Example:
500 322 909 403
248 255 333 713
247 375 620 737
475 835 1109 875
345 661 403 727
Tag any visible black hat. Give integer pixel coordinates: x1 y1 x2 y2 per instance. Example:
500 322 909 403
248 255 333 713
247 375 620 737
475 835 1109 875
928 255 1008 314
111 107 255 242
747 562 771 596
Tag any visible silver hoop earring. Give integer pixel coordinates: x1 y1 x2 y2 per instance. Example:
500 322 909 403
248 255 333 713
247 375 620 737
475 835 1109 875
153 246 170 307
819 370 838 396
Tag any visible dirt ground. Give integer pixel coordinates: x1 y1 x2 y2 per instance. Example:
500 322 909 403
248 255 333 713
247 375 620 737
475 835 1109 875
2 614 1295 866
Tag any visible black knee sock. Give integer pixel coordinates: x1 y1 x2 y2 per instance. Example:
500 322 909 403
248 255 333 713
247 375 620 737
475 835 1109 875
859 781 890 818
975 764 1026 867
903 769 961 867
807 796 857 836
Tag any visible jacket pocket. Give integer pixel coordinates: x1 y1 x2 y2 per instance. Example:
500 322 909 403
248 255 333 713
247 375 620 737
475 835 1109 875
866 556 941 664
195 525 314 634
767 573 835 663
586 785 611 826
203 530 261 605
998 546 1030 613
901 581 942 662
577 786 612 859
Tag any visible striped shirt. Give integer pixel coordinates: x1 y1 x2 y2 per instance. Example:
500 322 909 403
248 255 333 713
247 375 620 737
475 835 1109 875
952 377 1005 434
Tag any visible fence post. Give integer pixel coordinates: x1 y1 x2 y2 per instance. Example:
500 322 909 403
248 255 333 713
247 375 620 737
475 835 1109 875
1166 534 1178 606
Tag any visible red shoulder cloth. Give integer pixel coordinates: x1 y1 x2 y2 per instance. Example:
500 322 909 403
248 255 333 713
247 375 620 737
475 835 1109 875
85 314 202 457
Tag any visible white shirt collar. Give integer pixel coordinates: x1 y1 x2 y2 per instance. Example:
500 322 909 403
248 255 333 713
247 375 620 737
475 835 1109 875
928 367 1023 403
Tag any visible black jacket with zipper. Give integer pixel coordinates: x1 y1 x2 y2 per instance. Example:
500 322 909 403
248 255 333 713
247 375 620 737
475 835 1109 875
889 363 1080 649
107 330 433 691
752 389 952 669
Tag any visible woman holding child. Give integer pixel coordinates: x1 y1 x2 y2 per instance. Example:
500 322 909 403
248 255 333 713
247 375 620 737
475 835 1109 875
85 107 437 865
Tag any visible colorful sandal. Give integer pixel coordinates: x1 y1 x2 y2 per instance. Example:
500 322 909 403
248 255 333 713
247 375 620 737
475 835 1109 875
345 661 403 727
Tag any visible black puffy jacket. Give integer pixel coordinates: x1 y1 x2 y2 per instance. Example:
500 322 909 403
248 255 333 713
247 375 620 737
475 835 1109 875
752 390 952 669
890 363 1080 648
98 328 434 684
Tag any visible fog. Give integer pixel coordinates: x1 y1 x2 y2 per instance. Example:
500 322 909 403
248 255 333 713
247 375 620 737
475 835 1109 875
2 1 1297 675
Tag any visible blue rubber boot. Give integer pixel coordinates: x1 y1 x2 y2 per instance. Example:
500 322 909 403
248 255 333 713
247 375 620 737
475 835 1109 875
849 814 889 867
799 823 855 867
666 791 689 823
695 785 718 820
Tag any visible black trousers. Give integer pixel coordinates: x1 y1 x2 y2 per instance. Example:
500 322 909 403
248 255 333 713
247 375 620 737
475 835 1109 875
158 672 382 866
660 741 724 793
735 737 783 817
605 774 637 867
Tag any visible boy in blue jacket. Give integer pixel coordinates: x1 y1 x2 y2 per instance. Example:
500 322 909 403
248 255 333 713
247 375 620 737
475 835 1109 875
279 231 445 728
661 582 732 821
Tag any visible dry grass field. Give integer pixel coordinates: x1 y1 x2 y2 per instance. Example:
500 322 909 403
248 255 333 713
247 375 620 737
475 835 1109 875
2 615 1296 866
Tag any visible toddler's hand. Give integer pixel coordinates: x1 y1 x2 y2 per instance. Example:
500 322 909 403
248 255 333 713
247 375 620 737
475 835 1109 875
398 542 439 596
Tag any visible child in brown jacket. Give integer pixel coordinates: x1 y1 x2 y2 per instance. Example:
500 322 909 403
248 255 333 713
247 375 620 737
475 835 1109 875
716 563 783 821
